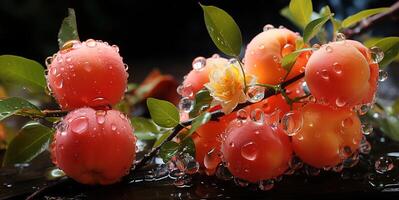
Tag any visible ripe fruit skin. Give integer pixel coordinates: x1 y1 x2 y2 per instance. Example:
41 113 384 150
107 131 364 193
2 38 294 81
244 28 310 85
292 103 362 168
47 40 128 110
182 57 228 96
305 40 378 108
221 121 292 183
51 107 136 185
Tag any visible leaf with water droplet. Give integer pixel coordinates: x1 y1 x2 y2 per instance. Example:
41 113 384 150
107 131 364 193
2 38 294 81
0 55 46 93
58 8 80 49
180 137 195 158
281 48 315 73
147 98 180 128
288 0 313 28
0 97 42 122
341 7 389 28
189 89 213 118
187 112 211 136
200 4 242 57
365 37 399 68
130 117 160 140
159 141 179 162
3 122 54 166
303 15 331 43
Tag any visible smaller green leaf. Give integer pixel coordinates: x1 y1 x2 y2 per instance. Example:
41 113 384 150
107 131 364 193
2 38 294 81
342 7 389 28
159 141 179 162
180 137 195 157
280 7 303 29
282 48 315 72
3 122 54 166
289 0 313 28
131 117 160 140
200 4 242 56
377 115 399 141
295 38 304 50
187 112 212 136
370 37 399 67
331 18 342 33
0 55 46 93
58 8 80 49
0 97 42 122
153 130 173 148
391 99 399 115
147 98 180 128
189 89 213 118
303 15 331 43
319 5 331 16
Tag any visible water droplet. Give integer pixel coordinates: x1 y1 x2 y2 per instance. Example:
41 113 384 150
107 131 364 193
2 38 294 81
281 111 303 136
263 24 274 31
335 97 347 107
212 53 220 59
358 104 371 115
378 70 388 82
288 156 303 170
335 32 346 41
325 45 333 53
3 183 12 188
332 62 343 74
250 108 264 124
86 39 97 47
278 25 285 29
192 56 206 71
341 117 354 128
370 46 384 64
359 137 371 154
95 110 106 125
282 44 295 57
54 79 63 89
362 123 373 135
259 179 274 191
375 157 394 174
70 116 89 134
111 124 117 131
312 44 321 49
272 55 281 64
91 97 109 107
301 81 310 95
124 63 129 71
258 44 265 50
176 84 193 97
111 44 119 53
179 97 194 113
246 85 265 103
339 146 352 159
236 109 248 122
215 164 233 180
45 56 53 67
320 69 330 80
61 40 80 51
204 148 221 170
240 142 257 161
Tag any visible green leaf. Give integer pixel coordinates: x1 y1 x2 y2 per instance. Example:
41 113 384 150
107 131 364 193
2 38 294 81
289 0 313 28
58 8 79 49
378 115 399 141
319 5 331 16
391 98 399 115
153 130 173 148
303 15 331 43
189 89 213 118
146 98 180 128
0 55 46 93
180 137 195 157
3 122 54 166
342 7 389 28
0 97 42 122
282 48 315 72
159 141 179 162
187 112 212 136
295 38 304 50
130 117 160 140
280 7 303 29
200 4 242 56
370 37 399 67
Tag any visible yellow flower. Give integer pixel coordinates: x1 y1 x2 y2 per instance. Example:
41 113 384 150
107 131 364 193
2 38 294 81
205 62 255 114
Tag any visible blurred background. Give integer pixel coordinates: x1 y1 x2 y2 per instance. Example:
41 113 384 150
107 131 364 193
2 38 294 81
0 0 398 84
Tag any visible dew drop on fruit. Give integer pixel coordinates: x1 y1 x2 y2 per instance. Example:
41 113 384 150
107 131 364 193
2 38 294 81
192 56 206 71
301 81 310 95
282 44 295 57
204 148 221 170
341 117 354 128
361 123 373 135
375 157 394 174
312 43 321 49
272 55 281 64
111 124 117 131
95 110 106 125
236 109 248 122
378 70 388 82
332 62 343 74
281 111 303 136
359 137 371 155
250 108 264 124
54 79 63 89
335 97 347 107
258 44 265 50
288 156 303 170
111 44 119 53
86 39 97 47
45 56 53 67
370 46 384 64
334 32 346 42
70 116 89 134
339 146 352 159
240 141 258 161
177 84 193 97
358 104 372 115
325 45 333 53
212 53 220 59
320 69 330 80
246 86 265 103
265 109 280 128
259 179 274 191
179 97 194 113
263 24 274 31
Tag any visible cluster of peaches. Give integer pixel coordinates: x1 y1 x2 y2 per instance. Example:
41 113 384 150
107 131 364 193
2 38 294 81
179 26 380 187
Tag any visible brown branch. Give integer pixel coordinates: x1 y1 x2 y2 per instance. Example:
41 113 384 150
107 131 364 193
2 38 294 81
343 1 399 38
42 109 68 118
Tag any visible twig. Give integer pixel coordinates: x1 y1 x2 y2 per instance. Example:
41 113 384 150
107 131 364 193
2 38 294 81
343 1 399 38
42 110 68 118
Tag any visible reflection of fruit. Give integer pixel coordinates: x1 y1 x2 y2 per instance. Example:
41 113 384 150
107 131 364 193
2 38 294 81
292 103 362 168
221 120 292 183
51 107 136 185
182 57 228 96
244 28 310 85
305 40 378 108
47 39 128 110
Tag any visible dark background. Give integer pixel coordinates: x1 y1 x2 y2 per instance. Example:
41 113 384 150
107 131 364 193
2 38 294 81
0 0 398 83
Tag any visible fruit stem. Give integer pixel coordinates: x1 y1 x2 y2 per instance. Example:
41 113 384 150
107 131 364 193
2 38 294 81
236 57 248 93
42 110 69 118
